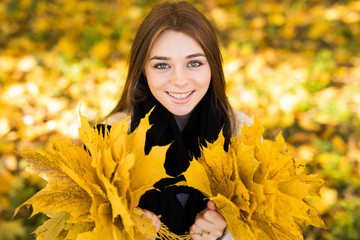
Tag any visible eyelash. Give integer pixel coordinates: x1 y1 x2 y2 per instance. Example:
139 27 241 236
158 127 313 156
153 61 203 69
188 61 202 67
154 63 169 69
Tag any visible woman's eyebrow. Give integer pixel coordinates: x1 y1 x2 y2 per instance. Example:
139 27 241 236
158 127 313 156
186 53 206 59
150 56 170 60
149 53 205 61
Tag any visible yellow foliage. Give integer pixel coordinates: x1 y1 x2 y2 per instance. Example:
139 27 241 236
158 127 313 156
16 110 326 239
0 1 358 239
16 111 170 240
183 118 326 240
308 21 330 39
331 135 347 154
56 37 79 56
34 212 70 240
0 219 26 240
90 40 112 61
0 171 14 195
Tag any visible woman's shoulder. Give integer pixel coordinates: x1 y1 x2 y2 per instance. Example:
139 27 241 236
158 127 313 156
102 112 130 125
232 109 253 136
233 109 253 127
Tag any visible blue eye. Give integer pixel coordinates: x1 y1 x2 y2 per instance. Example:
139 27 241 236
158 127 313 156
155 63 169 69
188 61 202 67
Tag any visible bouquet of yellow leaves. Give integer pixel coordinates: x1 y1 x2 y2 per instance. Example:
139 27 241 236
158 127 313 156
16 111 171 240
182 117 326 240
17 111 325 240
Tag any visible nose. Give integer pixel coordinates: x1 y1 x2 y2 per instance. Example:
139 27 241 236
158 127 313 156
171 67 189 87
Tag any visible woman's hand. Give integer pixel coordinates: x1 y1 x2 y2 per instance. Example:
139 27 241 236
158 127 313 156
189 201 227 240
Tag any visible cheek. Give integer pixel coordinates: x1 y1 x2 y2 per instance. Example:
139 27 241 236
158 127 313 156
145 67 157 89
205 72 211 86
145 68 168 96
146 73 162 91
197 67 211 87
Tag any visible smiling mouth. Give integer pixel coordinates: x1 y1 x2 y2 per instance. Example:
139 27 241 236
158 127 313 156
167 91 194 100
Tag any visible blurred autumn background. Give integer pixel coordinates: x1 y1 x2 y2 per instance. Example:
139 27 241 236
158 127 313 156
0 0 359 239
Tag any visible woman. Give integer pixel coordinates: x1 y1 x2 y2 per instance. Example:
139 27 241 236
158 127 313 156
102 1 253 239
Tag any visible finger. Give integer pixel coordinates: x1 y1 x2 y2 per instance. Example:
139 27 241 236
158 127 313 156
192 223 221 240
207 200 217 211
153 218 161 231
194 210 227 238
190 224 205 240
142 209 158 221
194 214 211 227
199 209 222 224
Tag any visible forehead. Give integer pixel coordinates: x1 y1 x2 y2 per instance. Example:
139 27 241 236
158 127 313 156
149 30 204 57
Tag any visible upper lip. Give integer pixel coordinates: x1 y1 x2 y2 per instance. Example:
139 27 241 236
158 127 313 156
166 91 193 94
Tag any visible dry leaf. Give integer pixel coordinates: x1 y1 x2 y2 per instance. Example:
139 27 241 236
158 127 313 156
17 111 170 240
182 117 325 240
34 212 70 240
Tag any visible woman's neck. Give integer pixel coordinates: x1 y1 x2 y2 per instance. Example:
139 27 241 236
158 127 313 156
173 112 192 132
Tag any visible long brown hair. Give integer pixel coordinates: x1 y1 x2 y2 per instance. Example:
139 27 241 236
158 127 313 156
108 1 235 133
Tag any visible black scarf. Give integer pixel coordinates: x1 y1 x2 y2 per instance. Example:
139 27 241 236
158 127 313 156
130 90 230 235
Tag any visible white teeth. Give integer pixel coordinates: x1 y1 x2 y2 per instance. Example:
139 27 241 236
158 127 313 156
168 91 193 100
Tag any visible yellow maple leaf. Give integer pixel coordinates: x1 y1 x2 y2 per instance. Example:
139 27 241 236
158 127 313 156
17 110 170 240
182 131 255 239
34 212 70 240
210 194 255 240
15 150 93 222
182 117 325 240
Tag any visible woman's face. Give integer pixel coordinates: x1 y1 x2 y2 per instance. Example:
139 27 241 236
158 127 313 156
144 30 211 116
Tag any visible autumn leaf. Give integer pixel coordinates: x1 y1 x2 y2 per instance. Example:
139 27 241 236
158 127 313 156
63 222 95 240
181 159 213 197
181 130 255 239
17 110 170 240
210 194 255 240
182 117 325 240
132 208 158 238
33 212 70 240
15 150 93 222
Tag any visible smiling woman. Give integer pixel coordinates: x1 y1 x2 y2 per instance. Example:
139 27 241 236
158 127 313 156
144 30 211 116
102 1 253 239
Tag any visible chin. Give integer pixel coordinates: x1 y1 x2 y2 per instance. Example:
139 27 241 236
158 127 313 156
168 107 193 116
166 107 187 116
